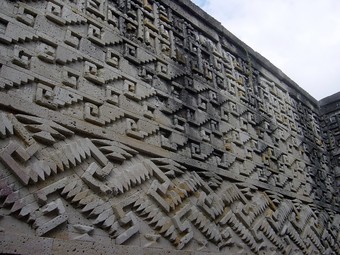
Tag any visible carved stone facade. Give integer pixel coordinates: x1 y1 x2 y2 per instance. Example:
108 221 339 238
0 0 339 254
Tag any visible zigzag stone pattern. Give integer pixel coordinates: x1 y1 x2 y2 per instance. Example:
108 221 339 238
0 0 339 254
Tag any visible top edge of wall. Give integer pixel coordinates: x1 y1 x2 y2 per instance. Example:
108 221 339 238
165 0 321 107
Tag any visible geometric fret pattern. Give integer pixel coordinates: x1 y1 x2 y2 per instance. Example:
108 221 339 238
0 0 339 254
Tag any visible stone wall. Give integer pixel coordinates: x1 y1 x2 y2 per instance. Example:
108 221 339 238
0 0 338 254
320 93 340 210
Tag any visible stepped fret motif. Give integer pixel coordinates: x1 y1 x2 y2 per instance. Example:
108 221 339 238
0 0 339 254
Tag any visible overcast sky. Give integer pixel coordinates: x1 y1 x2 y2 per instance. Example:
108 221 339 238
191 0 340 100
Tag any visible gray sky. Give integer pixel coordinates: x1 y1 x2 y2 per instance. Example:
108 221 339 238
192 0 340 100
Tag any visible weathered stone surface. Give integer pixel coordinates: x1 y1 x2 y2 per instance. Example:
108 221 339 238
0 0 339 254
